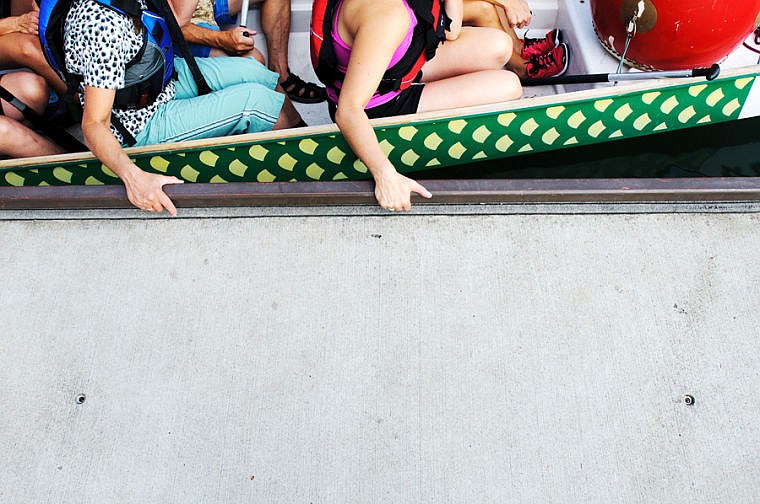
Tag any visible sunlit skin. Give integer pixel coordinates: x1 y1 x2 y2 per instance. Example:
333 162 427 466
462 0 534 77
332 0 523 210
0 72 65 158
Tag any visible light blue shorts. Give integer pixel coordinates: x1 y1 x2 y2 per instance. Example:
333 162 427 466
134 56 284 146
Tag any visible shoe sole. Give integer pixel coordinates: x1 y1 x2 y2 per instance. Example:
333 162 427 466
555 42 570 77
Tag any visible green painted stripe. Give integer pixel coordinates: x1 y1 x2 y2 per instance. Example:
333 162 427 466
1 73 755 187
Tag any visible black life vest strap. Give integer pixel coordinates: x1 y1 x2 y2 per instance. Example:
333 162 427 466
315 0 447 96
149 0 212 95
0 83 87 152
110 115 138 146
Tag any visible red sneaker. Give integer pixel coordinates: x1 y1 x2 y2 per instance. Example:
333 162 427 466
520 29 563 60
525 42 569 79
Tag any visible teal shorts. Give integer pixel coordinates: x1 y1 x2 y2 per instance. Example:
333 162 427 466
134 56 284 145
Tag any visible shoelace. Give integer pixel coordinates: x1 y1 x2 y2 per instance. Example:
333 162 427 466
528 49 559 75
523 31 542 48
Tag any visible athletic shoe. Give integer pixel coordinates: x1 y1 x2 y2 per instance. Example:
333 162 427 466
525 42 569 79
520 29 563 60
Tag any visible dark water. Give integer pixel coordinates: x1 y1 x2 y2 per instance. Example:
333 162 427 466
421 116 760 180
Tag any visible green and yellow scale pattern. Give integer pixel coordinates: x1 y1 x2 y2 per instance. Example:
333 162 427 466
0 73 755 187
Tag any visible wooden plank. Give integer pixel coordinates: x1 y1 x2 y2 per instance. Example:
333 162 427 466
3 178 760 210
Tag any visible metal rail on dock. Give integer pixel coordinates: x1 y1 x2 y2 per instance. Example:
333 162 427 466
3 178 760 210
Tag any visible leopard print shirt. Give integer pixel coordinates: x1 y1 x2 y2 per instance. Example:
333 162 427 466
64 0 176 144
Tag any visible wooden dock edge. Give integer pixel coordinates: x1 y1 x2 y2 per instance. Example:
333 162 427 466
3 178 760 210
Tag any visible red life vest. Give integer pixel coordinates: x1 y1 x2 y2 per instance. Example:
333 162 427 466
310 0 448 98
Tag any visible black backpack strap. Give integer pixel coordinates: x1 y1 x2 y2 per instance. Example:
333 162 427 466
150 0 212 95
109 115 138 147
0 83 87 152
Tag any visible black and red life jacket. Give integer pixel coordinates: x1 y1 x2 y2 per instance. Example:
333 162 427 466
310 0 448 100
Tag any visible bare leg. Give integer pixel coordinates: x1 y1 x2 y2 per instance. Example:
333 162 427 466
258 0 290 79
0 73 65 157
421 26 513 81
418 26 521 112
462 0 528 77
228 0 322 104
228 0 290 78
417 70 521 112
0 32 67 95
272 96 304 130
0 71 49 116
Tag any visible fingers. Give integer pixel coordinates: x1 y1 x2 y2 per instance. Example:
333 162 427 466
376 178 433 211
129 175 183 216
162 176 184 186
155 176 182 216
157 191 177 217
411 181 432 199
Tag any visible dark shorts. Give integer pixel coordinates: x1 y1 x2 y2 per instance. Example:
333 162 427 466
328 83 425 121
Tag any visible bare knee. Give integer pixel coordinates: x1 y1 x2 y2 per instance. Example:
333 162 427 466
503 70 522 100
488 30 513 68
0 116 16 138
249 48 266 65
18 35 45 62
12 73 50 113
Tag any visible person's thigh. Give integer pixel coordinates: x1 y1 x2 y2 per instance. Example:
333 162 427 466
421 26 511 82
173 56 279 98
417 69 521 113
134 82 284 144
0 71 47 118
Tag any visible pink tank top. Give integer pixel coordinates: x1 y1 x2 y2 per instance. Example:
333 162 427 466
328 0 418 108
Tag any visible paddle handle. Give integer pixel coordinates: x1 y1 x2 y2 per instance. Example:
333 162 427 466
239 0 250 28
522 64 721 86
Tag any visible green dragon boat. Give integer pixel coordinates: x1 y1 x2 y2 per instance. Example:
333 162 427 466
1 0 759 190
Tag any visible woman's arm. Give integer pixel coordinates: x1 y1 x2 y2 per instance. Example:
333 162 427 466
481 0 531 29
445 0 463 40
334 3 431 210
81 86 183 215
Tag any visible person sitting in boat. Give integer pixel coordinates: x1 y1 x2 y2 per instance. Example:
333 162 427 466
1 0 67 97
49 0 304 215
459 0 569 79
170 0 327 103
311 0 522 211
1 1 66 158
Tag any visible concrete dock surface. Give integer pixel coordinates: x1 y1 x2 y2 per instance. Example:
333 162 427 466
1 204 759 503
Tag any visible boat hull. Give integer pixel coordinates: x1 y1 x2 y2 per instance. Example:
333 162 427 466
1 68 758 188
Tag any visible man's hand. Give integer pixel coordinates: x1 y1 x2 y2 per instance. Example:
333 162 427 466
15 10 38 34
220 27 256 56
123 169 184 216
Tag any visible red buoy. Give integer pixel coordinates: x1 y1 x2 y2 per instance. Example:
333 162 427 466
590 0 760 69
